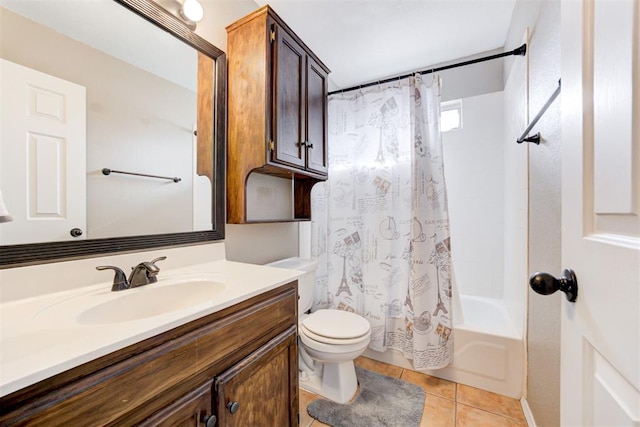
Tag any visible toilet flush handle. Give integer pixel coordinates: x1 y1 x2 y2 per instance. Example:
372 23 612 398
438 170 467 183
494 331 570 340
529 269 578 302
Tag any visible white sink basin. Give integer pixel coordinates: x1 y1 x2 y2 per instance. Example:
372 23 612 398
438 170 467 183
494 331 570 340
34 279 225 325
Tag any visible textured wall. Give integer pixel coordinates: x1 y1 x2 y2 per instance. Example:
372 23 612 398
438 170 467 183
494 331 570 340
505 0 562 425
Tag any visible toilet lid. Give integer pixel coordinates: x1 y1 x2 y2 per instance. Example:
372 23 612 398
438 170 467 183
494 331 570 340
302 309 370 340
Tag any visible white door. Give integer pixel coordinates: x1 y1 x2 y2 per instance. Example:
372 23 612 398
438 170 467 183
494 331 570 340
561 0 639 425
0 59 86 245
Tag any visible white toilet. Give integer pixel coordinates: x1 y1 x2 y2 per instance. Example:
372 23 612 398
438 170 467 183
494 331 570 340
267 257 371 404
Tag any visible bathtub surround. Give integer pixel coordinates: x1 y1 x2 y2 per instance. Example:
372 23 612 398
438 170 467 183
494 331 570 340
307 367 425 427
442 92 505 299
311 74 453 370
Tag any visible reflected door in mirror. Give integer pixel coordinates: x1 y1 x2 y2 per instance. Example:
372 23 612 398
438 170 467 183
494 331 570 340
0 59 86 245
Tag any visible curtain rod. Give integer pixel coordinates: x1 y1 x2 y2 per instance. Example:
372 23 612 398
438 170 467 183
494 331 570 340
328 43 527 96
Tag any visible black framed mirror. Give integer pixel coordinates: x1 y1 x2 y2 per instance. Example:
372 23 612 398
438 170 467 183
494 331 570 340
0 0 225 268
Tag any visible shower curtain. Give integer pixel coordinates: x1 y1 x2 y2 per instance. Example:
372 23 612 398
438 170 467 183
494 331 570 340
310 74 453 369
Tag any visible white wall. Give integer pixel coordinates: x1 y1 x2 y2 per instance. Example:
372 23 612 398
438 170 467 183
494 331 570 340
505 1 561 426
442 92 505 298
436 49 505 102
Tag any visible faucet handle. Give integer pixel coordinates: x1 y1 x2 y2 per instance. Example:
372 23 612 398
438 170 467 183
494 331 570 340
150 256 167 266
96 265 130 291
146 256 166 283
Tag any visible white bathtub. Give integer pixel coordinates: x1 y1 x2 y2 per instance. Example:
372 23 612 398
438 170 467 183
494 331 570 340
363 295 524 398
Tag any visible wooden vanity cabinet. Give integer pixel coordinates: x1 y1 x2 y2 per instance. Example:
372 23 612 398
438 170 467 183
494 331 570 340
215 329 297 427
141 380 214 426
0 282 299 427
226 5 330 224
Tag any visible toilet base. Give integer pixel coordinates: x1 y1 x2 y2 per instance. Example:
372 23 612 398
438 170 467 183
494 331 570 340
299 360 358 404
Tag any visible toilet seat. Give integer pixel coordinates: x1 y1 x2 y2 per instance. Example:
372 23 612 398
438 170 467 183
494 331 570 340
302 309 370 340
299 309 371 349
299 326 371 355
300 324 370 346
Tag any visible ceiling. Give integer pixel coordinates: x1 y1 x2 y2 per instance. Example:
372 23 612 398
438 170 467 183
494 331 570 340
254 0 517 91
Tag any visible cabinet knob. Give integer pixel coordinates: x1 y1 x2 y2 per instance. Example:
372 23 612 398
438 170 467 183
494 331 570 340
200 414 217 427
70 227 83 237
227 401 240 414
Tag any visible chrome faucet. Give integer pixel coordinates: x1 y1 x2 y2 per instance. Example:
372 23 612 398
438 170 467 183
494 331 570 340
96 256 166 291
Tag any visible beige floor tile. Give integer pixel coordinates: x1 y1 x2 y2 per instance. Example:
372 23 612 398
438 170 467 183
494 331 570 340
456 384 525 421
355 356 403 378
299 388 321 427
310 421 332 427
401 369 456 401
456 403 527 427
420 393 456 427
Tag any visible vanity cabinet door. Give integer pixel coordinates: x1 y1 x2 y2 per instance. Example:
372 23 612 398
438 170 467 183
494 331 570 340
214 326 298 427
139 381 213 427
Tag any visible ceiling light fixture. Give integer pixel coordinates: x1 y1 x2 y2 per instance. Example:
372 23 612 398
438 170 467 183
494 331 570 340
180 0 204 24
154 0 204 30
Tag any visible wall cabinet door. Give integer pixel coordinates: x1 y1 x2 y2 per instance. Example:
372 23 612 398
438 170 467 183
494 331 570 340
215 327 298 427
305 55 328 175
272 23 306 170
271 22 328 176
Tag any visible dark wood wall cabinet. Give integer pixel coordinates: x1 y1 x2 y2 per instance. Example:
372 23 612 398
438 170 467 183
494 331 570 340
226 5 330 224
0 282 299 427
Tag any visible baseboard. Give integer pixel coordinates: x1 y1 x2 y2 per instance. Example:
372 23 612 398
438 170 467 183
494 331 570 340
521 398 537 427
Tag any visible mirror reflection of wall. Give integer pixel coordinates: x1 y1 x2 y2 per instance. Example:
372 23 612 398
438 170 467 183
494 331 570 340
0 3 211 245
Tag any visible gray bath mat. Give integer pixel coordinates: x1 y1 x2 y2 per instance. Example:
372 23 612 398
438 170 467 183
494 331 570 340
307 367 425 427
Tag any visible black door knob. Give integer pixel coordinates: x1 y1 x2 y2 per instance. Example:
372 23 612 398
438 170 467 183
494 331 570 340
70 228 83 237
529 269 578 302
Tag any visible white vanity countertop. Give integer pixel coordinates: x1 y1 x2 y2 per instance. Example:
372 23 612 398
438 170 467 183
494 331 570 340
0 260 301 397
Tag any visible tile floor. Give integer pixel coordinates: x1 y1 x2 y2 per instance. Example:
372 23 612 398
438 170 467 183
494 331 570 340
299 356 528 427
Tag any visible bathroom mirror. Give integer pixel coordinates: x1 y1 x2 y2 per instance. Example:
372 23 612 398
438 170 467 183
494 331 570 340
0 0 225 267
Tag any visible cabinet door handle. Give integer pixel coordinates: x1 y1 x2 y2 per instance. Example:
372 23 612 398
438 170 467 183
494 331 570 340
307 143 314 149
227 401 240 414
200 414 217 427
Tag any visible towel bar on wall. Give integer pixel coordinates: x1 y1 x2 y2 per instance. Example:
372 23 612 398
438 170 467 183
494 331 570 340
517 79 561 145
101 168 181 183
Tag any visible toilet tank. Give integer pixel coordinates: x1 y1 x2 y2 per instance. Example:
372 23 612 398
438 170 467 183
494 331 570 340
266 257 317 313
